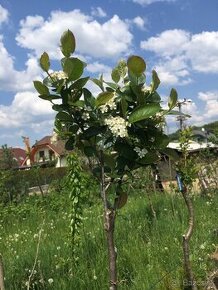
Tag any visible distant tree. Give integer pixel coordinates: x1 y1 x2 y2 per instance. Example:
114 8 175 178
0 145 18 170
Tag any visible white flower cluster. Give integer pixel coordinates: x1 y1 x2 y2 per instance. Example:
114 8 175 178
105 116 128 138
134 147 148 158
100 95 116 113
82 112 90 121
50 71 68 81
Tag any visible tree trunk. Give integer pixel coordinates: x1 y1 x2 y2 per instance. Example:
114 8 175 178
0 254 5 290
100 151 118 290
181 187 198 290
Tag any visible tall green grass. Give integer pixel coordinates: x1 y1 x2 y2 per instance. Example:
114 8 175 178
0 191 217 289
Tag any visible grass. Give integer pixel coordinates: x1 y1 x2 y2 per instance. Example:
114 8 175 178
0 189 217 290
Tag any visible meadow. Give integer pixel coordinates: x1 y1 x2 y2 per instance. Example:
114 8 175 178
0 186 217 290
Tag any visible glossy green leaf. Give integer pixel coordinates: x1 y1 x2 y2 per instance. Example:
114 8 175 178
114 192 128 209
83 88 95 107
33 81 49 95
161 148 180 161
38 94 60 101
60 30 76 57
70 77 89 90
111 68 120 83
151 70 160 92
56 112 73 122
127 55 146 76
95 91 114 107
168 88 178 109
62 57 84 81
128 103 161 123
163 110 191 118
84 146 96 157
138 152 160 165
65 137 75 150
40 52 50 72
92 75 104 91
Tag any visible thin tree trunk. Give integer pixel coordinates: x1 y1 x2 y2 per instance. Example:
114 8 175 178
181 186 198 290
100 151 118 290
0 254 5 290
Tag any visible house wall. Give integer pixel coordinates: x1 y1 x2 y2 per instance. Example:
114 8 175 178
56 156 67 168
34 147 56 162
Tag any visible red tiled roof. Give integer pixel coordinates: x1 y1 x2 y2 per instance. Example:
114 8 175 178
0 147 26 166
33 136 66 156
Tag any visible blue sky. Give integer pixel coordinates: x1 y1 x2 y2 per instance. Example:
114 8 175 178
0 0 218 148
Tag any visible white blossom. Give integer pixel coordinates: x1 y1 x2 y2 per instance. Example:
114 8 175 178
50 71 67 81
82 112 90 121
100 95 117 113
134 147 148 158
48 278 54 284
105 116 128 138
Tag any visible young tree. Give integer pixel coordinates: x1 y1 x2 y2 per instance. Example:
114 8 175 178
176 128 198 290
34 29 180 289
0 144 18 170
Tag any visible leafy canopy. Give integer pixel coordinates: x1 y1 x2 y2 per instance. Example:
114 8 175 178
34 29 181 208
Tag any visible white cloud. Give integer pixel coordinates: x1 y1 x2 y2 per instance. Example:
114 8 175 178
91 7 107 18
16 10 133 59
198 91 218 102
186 31 218 73
133 0 176 6
141 29 218 85
132 16 146 30
141 29 190 57
0 5 9 26
0 36 42 92
86 62 111 74
0 92 53 128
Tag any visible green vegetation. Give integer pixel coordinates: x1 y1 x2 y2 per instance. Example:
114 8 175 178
0 189 217 290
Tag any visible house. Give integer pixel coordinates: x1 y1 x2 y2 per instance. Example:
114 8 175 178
159 140 218 192
22 134 67 168
0 147 26 169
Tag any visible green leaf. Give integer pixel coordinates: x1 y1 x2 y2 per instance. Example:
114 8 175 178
83 88 95 107
114 192 128 209
70 77 89 90
92 76 104 91
62 57 84 81
38 94 60 101
65 137 75 150
121 98 128 116
104 81 119 90
138 152 160 165
163 110 191 118
56 112 73 122
168 88 178 110
84 146 96 157
160 148 180 161
82 126 106 139
40 52 50 72
111 68 120 83
33 81 50 95
127 55 146 76
104 153 116 170
129 103 161 123
151 70 160 92
95 91 114 107
115 142 137 160
60 30 76 57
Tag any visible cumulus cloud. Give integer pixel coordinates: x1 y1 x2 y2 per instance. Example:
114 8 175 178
0 5 9 26
0 36 42 92
141 29 218 85
86 61 111 74
132 16 146 30
16 10 133 59
133 0 176 6
91 7 107 18
0 92 53 128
